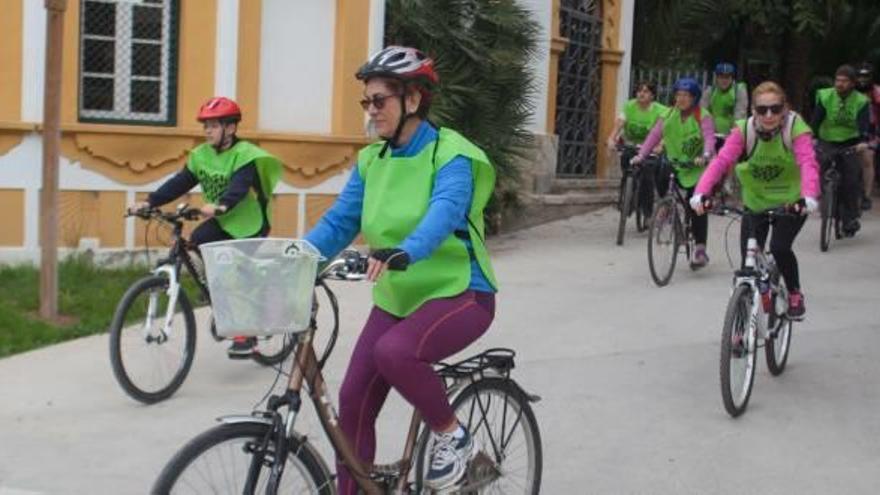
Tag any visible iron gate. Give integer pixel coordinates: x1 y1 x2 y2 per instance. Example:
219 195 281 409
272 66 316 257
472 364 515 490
554 0 602 177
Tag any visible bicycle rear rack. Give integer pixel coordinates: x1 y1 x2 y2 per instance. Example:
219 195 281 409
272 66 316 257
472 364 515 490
435 348 516 380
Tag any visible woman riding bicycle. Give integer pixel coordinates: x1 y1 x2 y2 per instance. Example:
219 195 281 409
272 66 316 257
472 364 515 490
606 80 669 218
690 81 820 319
128 97 283 357
631 77 716 268
303 46 498 493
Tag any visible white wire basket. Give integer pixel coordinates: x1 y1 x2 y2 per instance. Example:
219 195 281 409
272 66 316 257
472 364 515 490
200 238 321 337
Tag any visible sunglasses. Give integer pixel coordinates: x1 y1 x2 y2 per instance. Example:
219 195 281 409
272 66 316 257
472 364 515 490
754 104 784 116
359 93 399 111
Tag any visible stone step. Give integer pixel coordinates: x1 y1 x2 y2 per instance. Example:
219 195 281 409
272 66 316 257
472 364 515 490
550 178 619 194
526 192 618 206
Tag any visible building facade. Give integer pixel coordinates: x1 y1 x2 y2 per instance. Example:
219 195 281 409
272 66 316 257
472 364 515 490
0 0 632 261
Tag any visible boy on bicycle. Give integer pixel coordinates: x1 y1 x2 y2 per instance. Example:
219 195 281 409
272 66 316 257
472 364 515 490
810 65 871 236
129 97 283 357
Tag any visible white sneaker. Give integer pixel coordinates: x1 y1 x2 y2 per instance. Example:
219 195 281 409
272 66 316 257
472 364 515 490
424 426 475 490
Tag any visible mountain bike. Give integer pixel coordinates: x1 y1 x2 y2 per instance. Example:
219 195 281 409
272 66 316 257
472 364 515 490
817 143 862 252
152 250 543 494
716 205 799 418
647 159 712 286
616 144 656 246
108 205 296 404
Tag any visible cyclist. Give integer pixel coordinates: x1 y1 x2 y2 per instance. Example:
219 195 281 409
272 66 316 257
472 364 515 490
606 80 669 217
691 81 820 319
856 62 880 210
302 46 498 493
701 62 749 148
810 64 871 236
631 77 716 268
128 96 283 357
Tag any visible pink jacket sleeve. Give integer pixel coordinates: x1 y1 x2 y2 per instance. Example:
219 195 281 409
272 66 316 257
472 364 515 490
636 120 663 160
701 114 716 156
695 127 745 196
792 133 820 199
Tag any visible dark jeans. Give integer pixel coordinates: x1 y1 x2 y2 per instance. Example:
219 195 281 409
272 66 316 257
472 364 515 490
619 148 656 216
818 141 863 226
190 218 270 248
740 212 807 291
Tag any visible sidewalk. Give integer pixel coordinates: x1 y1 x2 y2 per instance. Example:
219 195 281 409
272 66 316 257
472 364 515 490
1 207 879 494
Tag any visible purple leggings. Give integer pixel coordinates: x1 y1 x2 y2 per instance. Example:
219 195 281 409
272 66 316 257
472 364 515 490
336 290 495 494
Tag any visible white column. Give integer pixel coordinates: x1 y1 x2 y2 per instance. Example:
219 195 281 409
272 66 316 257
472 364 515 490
368 0 385 56
518 0 552 135
616 0 636 115
21 1 47 122
214 0 240 99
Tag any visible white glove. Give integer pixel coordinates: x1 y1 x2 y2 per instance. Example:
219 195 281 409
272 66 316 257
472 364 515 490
689 193 704 212
805 197 819 214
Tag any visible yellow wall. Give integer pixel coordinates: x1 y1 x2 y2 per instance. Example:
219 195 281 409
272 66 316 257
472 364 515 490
271 194 299 237
597 0 623 178
305 194 337 231
58 190 126 248
332 0 371 135
0 0 23 122
0 189 24 246
237 0 262 130
177 0 218 127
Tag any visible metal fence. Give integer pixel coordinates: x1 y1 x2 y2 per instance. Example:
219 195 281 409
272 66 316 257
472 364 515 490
629 67 711 106
79 0 179 125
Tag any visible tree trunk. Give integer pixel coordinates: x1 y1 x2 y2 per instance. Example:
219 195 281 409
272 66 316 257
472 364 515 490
782 28 812 114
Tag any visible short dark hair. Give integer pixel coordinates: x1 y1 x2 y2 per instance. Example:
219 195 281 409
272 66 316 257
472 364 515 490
634 80 657 97
836 64 857 81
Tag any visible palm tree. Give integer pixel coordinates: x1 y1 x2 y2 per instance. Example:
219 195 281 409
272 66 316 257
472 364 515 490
385 0 540 230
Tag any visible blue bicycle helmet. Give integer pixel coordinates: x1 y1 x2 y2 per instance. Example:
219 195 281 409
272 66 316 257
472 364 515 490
714 62 736 75
672 77 702 103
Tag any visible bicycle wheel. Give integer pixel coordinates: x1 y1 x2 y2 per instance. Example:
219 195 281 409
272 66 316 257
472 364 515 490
414 377 542 494
109 275 196 404
820 182 834 252
765 292 792 376
616 175 635 246
720 285 758 417
648 198 679 287
152 422 333 494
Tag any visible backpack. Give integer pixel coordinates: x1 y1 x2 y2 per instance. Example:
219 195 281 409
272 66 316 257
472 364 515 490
742 111 799 161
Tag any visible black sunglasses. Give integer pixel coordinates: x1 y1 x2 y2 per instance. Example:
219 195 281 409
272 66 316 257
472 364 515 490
359 93 399 111
754 104 784 116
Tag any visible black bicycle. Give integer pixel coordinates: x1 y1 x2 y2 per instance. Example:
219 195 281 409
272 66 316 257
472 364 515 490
817 143 862 252
108 205 296 404
647 159 715 286
615 144 656 245
152 251 543 494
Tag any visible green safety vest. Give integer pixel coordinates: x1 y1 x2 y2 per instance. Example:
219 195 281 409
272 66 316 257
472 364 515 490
358 128 498 317
816 87 868 143
707 82 745 136
662 107 710 188
734 115 811 211
623 100 669 144
187 140 282 238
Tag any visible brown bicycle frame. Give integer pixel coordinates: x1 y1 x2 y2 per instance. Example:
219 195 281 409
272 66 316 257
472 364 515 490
287 326 425 494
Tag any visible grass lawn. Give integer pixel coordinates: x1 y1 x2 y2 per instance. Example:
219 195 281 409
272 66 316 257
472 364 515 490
0 256 199 358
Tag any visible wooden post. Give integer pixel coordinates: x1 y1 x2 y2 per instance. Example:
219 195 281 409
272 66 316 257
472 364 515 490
39 0 67 320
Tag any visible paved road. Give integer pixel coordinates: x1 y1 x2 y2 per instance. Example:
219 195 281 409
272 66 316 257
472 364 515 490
1 207 879 494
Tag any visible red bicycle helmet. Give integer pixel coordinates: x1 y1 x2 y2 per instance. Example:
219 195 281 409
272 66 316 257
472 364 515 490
355 46 439 87
197 97 242 123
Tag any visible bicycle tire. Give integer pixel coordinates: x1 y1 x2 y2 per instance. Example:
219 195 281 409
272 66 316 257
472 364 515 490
820 182 834 252
765 289 792 376
152 422 333 494
414 377 542 494
109 275 196 404
648 198 679 287
616 175 635 246
720 285 757 417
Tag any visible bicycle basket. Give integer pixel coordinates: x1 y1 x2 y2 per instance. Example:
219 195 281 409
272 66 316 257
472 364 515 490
201 238 321 336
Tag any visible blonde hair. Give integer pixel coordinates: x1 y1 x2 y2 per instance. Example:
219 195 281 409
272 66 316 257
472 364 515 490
751 81 787 105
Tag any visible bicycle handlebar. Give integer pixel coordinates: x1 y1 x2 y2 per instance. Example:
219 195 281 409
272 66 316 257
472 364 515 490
126 205 202 223
319 250 368 282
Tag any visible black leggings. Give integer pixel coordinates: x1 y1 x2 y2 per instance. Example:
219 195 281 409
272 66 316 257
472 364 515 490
190 218 269 248
818 141 863 225
655 161 708 245
619 148 656 216
740 213 807 291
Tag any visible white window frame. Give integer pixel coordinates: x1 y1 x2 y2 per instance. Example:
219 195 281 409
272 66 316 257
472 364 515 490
79 0 176 124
